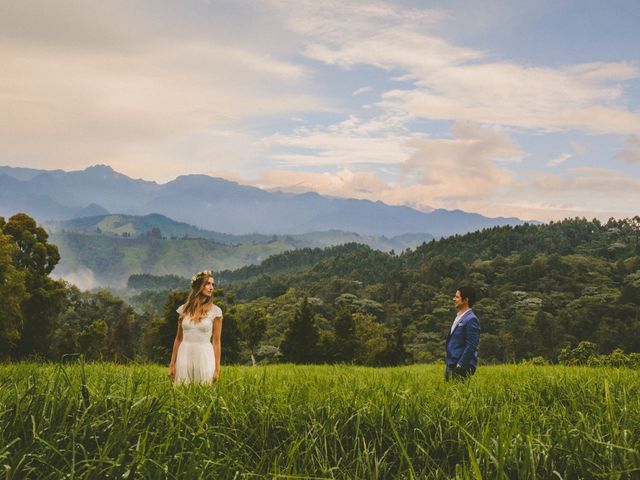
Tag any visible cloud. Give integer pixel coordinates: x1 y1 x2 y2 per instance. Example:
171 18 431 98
615 149 640 164
614 135 640 164
256 169 389 197
398 122 521 203
277 0 479 72
547 153 572 167
352 87 372 96
570 141 587 155
275 0 640 135
255 121 521 211
0 0 328 177
253 119 639 222
52 267 99 291
530 168 640 194
380 71 640 135
448 166 640 221
262 112 417 167
505 167 640 221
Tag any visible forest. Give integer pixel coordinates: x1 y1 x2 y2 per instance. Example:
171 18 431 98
2 212 639 366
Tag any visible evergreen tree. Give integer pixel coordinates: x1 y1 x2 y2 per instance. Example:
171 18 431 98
239 307 267 366
280 296 320 363
158 290 189 360
216 291 242 364
332 305 356 363
108 302 135 362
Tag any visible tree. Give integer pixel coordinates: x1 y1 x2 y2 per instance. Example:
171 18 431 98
139 309 166 363
0 228 27 359
2 213 66 358
375 327 411 366
108 302 135 362
158 290 188 360
239 307 267 366
79 319 109 361
331 305 356 363
558 341 599 366
50 322 80 361
353 313 390 365
216 291 242 364
280 296 320 363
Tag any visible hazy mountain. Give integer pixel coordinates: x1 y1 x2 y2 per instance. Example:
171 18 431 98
0 174 110 220
0 164 528 237
46 213 433 251
45 213 434 287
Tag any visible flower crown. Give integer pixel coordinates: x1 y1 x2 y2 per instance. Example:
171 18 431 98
191 270 212 288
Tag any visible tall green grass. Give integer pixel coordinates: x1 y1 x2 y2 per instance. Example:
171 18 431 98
1 363 639 479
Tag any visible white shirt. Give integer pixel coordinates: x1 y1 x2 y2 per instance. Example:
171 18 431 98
450 309 471 334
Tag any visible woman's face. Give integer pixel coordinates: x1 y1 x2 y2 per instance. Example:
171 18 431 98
201 276 215 297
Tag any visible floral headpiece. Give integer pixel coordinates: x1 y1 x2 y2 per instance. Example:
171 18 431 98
191 270 212 289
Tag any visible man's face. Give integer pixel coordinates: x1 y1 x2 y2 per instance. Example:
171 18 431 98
453 290 467 310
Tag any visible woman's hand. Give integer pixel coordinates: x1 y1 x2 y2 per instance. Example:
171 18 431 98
168 363 176 381
213 368 220 383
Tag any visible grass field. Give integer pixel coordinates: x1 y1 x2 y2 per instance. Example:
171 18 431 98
1 363 639 479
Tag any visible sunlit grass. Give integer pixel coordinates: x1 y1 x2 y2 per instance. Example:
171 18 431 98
1 363 639 479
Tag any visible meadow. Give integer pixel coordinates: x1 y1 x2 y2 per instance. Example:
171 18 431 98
1 363 639 479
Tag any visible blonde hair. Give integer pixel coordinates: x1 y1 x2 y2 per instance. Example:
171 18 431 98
180 272 214 323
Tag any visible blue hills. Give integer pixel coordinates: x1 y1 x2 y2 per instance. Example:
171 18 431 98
0 164 528 238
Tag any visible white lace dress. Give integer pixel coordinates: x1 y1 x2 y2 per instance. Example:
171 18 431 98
174 304 223 385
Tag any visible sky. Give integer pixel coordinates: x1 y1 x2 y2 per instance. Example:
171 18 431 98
1 0 639 222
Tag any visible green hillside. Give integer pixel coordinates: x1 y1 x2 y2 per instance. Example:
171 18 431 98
213 217 640 364
47 215 433 287
50 232 295 287
6 211 639 368
127 217 640 366
46 213 274 244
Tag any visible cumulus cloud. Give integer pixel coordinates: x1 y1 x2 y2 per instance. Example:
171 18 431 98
254 121 522 210
398 122 521 203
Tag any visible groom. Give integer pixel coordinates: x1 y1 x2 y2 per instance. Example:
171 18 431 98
445 286 481 381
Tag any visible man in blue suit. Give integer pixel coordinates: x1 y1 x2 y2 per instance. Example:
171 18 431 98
445 286 481 381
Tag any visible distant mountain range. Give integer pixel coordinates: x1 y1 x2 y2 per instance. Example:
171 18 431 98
0 165 529 238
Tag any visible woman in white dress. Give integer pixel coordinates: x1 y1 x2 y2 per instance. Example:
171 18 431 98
168 270 223 384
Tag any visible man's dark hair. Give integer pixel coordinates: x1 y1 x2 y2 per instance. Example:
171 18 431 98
457 286 476 307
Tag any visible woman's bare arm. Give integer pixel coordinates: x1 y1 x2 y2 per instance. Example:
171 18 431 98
168 319 183 380
212 316 223 381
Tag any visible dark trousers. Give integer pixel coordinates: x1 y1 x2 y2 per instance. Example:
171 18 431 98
445 364 475 381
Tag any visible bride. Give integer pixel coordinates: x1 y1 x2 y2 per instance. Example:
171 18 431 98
168 270 223 384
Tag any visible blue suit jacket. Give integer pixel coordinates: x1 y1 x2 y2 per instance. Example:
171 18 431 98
445 309 480 370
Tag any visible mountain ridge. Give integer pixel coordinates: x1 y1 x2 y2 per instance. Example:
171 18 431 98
0 164 529 237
